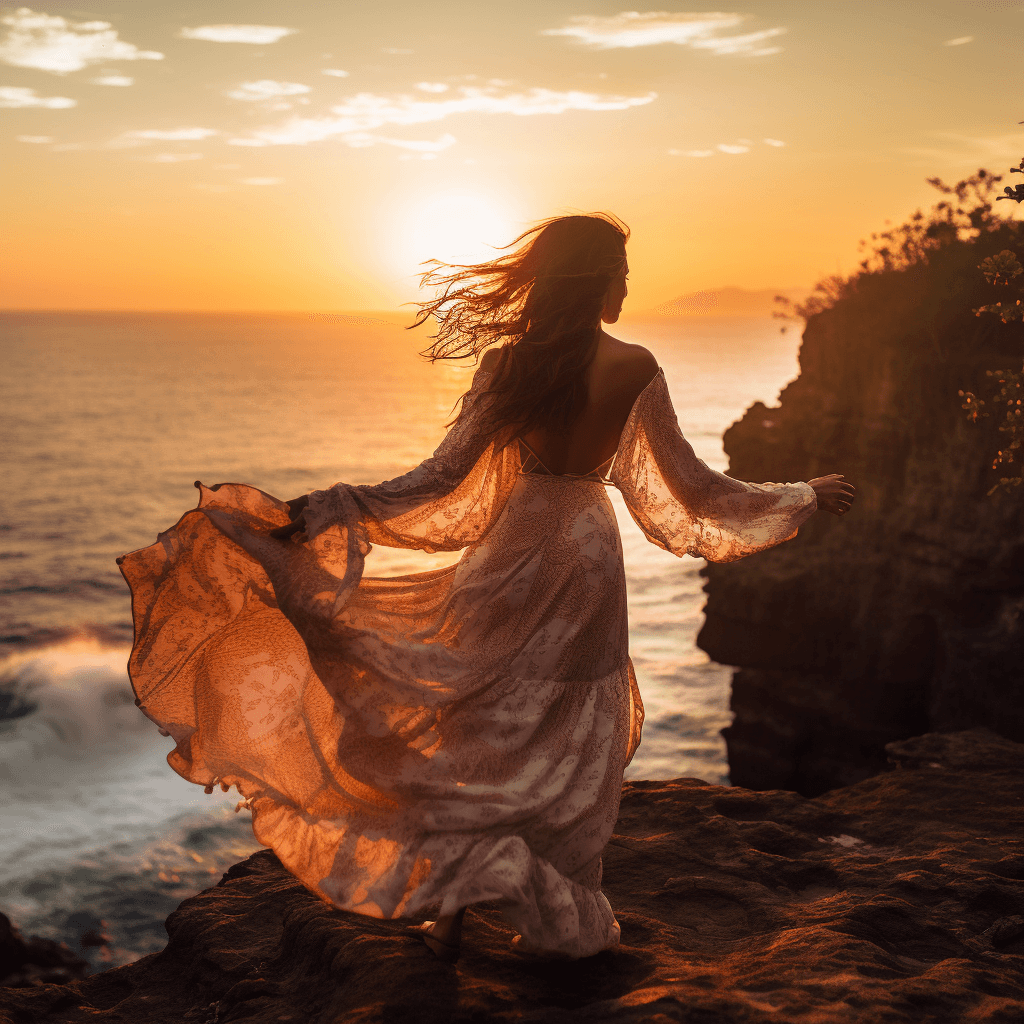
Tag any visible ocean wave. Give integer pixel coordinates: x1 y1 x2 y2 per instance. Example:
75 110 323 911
0 579 125 596
1 808 261 973
0 637 144 772
0 623 132 654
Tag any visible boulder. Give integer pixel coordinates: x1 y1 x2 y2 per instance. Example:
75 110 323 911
1 729 1021 1023
0 915 89 990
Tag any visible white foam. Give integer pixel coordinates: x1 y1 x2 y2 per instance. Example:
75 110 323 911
0 640 244 884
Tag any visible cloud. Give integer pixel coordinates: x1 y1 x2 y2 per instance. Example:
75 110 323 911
341 132 457 153
669 138 783 157
943 36 974 46
542 11 785 56
124 127 219 141
0 84 74 107
228 84 657 147
382 47 413 55
322 69 349 77
179 25 296 44
17 133 53 142
0 8 163 74
148 152 203 162
241 177 283 185
227 80 311 101
416 82 449 93
91 74 133 86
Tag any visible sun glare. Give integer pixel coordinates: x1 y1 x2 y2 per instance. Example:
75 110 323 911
395 192 521 281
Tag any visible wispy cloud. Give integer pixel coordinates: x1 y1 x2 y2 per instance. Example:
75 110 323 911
0 8 163 74
668 138 783 157
342 132 457 155
542 12 785 56
943 36 974 46
228 85 657 147
416 82 449 93
227 80 311 101
112 127 220 147
241 177 283 185
322 69 349 78
179 25 296 45
0 84 74 107
17 133 53 142
148 152 203 163
91 74 133 86
382 47 413 55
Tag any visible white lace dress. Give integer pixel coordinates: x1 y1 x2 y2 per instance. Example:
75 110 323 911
118 367 815 958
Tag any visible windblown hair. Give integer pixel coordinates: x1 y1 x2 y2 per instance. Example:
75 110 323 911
410 212 629 441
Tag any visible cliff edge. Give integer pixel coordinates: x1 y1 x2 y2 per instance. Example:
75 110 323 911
698 219 1024 795
1 729 1022 1023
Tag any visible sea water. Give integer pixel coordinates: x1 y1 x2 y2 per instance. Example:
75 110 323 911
0 310 800 969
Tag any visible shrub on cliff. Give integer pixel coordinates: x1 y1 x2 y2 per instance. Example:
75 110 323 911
776 166 1024 492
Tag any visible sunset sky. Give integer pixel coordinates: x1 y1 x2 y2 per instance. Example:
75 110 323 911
1 1 1021 312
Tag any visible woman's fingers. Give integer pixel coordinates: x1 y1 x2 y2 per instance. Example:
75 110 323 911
269 496 311 539
809 474 856 514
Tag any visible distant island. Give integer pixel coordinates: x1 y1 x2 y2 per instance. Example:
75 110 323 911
626 286 811 320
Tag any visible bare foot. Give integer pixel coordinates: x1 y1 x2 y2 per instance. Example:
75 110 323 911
413 908 465 962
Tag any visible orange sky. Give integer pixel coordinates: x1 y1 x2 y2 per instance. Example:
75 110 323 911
1 1 1022 312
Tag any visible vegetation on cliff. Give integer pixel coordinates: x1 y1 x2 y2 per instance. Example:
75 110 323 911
777 164 1024 493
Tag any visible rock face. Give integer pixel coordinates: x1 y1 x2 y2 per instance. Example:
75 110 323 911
697 237 1024 795
1 729 1022 1023
0 917 89 989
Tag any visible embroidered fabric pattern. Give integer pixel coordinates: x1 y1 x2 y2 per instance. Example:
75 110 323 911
118 367 816 958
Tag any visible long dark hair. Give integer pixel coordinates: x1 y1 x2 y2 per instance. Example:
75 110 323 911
410 212 629 441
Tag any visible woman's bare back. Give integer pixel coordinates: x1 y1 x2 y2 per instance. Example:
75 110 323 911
483 332 659 476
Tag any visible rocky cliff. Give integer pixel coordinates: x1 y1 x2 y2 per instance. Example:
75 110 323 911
697 224 1024 795
1 729 1022 1023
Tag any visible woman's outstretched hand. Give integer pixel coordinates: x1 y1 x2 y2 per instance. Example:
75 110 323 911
269 495 310 540
808 474 856 516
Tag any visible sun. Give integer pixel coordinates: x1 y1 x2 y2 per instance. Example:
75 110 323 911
394 191 522 280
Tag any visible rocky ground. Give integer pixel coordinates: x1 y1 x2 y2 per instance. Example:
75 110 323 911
1 728 1022 1023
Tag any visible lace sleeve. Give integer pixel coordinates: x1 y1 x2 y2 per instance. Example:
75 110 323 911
610 370 816 563
302 367 518 553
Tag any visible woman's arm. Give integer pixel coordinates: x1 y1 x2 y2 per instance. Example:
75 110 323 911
612 372 825 562
269 362 513 552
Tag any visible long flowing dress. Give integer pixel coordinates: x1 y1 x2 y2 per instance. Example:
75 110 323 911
118 366 816 958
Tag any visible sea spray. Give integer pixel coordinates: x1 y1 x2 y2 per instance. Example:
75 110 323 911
0 638 261 970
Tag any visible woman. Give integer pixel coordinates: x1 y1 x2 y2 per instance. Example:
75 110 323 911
118 213 854 963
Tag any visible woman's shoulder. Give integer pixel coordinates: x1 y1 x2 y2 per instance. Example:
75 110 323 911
594 335 660 405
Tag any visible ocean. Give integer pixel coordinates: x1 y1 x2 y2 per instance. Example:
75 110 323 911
0 310 800 970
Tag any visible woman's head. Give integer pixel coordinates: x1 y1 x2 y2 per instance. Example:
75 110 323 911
413 212 630 438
